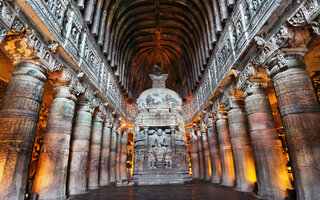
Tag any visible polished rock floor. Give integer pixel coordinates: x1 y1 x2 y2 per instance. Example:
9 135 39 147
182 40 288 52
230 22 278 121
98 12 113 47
69 182 259 200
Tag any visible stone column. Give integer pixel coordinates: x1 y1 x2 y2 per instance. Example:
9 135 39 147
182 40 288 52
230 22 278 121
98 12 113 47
223 94 256 192
206 115 222 183
0 61 46 200
32 68 83 200
244 81 292 199
88 110 105 190
109 122 118 183
99 113 113 186
67 92 96 195
200 120 211 181
214 104 235 186
190 129 200 179
115 129 122 181
196 129 205 180
267 51 320 199
120 130 128 181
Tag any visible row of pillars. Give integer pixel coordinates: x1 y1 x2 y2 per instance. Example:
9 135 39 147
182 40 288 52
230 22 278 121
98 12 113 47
189 55 320 200
0 61 129 200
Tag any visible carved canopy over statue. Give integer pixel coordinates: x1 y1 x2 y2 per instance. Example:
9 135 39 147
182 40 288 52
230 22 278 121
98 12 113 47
133 65 191 185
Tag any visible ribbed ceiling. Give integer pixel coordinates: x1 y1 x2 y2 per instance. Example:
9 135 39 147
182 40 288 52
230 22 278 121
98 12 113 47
77 0 235 102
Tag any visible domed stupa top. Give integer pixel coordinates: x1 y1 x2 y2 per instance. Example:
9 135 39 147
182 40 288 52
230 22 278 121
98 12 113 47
137 65 182 113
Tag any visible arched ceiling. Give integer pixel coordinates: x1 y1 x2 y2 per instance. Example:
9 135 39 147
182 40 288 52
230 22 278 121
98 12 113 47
77 0 235 102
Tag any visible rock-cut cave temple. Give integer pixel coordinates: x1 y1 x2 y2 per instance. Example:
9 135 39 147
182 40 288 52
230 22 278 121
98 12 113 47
0 0 319 200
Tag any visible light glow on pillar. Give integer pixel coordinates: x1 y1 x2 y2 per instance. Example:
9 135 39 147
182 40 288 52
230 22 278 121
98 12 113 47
246 162 257 184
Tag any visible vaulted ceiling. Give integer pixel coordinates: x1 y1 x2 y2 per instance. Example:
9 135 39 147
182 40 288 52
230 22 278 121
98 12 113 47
77 0 235 102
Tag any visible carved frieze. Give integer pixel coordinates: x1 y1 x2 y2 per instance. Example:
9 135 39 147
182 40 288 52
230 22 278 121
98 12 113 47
287 0 320 26
182 0 283 123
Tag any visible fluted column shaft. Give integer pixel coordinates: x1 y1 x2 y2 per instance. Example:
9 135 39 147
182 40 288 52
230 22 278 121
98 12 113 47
68 97 94 195
216 117 235 186
196 130 205 180
227 99 256 192
207 123 222 183
32 69 78 200
88 112 104 189
99 120 112 186
190 130 200 179
120 131 128 181
201 130 211 181
116 130 122 181
0 62 46 200
271 58 320 199
109 125 118 183
244 82 292 199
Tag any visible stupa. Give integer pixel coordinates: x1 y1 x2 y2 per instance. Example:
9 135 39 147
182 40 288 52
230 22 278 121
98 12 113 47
132 65 191 185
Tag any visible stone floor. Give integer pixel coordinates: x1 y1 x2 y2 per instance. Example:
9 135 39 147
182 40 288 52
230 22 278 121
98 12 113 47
69 183 259 200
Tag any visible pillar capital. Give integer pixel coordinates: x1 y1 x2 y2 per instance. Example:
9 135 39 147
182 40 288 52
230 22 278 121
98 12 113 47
235 63 268 89
92 101 107 123
220 85 245 110
204 110 215 128
77 86 99 113
104 111 115 127
212 100 227 120
253 25 312 78
49 67 85 101
93 109 106 123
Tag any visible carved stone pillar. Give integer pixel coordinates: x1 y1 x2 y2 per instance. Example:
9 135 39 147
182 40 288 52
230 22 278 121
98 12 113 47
196 129 205 180
116 129 122 181
99 113 113 186
267 51 320 199
222 94 256 192
244 81 292 199
32 68 83 200
109 122 118 183
67 92 96 195
190 129 200 179
120 129 128 181
0 61 46 200
205 113 222 183
214 104 235 186
88 110 105 190
200 120 211 181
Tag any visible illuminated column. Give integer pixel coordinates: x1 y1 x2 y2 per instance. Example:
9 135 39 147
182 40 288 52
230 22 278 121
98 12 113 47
32 68 84 200
115 129 122 181
222 93 256 192
99 113 113 186
190 129 200 179
196 128 205 180
200 120 211 181
0 61 46 200
206 114 222 183
243 80 292 199
266 50 320 199
109 121 119 183
213 103 235 186
88 109 105 189
68 92 96 195
120 129 128 181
